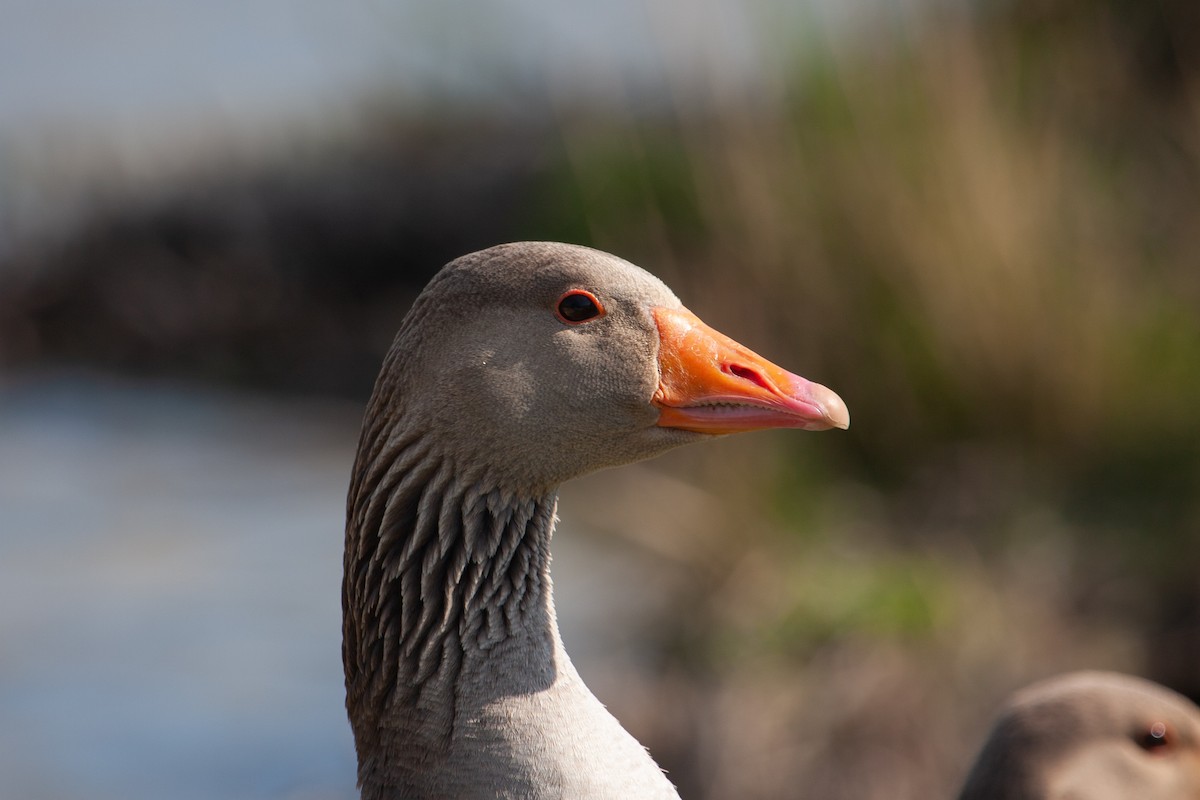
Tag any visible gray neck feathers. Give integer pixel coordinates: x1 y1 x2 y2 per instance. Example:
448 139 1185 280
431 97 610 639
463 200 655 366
345 397 559 791
342 296 680 799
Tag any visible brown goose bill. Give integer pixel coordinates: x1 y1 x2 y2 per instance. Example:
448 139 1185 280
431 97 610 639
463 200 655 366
652 306 850 435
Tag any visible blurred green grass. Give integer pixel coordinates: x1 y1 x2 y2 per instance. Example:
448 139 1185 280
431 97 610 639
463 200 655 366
534 8 1200 471
518 7 1200 772
529 6 1200 505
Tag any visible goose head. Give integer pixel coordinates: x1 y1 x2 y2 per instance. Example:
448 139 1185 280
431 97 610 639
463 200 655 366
372 241 847 493
959 671 1200 800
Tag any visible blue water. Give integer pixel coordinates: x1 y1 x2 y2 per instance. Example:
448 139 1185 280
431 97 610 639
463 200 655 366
0 372 674 799
0 375 361 799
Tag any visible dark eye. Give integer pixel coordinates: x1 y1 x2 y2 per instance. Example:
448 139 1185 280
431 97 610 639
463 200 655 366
1137 721 1171 753
555 290 605 324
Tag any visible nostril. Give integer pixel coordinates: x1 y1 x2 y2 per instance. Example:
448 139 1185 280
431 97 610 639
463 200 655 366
726 363 772 391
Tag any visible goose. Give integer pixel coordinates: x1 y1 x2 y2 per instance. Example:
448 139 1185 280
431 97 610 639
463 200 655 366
343 241 849 798
958 671 1200 800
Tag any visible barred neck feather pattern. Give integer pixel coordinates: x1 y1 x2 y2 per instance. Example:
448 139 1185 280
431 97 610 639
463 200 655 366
344 409 558 777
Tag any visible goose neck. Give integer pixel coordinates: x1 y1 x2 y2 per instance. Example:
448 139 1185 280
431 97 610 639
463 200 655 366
344 429 565 769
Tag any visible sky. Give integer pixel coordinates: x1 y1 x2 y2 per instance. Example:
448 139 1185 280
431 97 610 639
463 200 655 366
0 0 888 255
0 0 871 146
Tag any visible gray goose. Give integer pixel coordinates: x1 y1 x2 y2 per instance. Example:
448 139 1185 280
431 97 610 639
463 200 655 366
343 242 848 798
958 671 1200 800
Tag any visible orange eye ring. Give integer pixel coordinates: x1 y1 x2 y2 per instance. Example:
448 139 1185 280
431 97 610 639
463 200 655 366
555 289 605 325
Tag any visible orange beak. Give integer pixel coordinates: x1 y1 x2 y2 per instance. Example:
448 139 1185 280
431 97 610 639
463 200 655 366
652 307 849 435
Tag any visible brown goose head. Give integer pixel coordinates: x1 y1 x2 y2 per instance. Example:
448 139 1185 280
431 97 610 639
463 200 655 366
959 671 1200 800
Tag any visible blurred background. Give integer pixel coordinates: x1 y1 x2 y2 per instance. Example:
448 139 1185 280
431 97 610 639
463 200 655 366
2 0 1198 797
